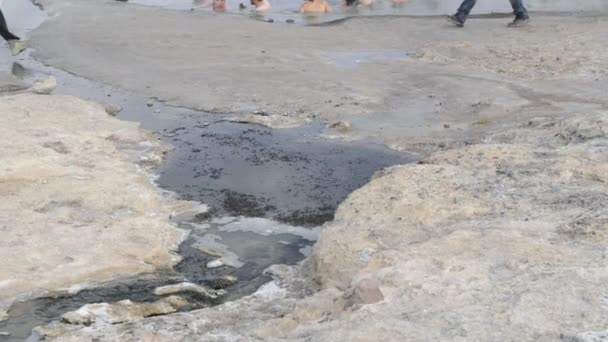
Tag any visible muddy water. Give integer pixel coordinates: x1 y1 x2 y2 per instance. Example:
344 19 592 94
157 120 413 226
129 0 608 25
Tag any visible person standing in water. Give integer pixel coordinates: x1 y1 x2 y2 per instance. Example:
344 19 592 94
448 0 530 27
300 0 332 14
251 0 271 12
213 0 228 12
0 8 25 55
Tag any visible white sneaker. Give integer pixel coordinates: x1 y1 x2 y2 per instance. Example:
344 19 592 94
8 40 28 56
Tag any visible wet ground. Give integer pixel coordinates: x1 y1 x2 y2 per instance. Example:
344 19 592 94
0 54 411 339
129 0 608 24
0 216 319 341
0 3 413 340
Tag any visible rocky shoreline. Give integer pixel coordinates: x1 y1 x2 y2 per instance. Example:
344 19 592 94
0 94 188 318
31 105 608 341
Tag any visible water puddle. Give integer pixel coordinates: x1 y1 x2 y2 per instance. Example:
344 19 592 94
326 51 410 69
157 119 413 225
127 0 608 25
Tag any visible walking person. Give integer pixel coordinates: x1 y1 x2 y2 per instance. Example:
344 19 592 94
448 0 530 27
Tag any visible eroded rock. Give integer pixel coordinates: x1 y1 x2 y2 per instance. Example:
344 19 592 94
37 111 608 341
42 141 70 154
557 113 608 144
30 76 57 95
103 103 123 116
169 203 211 223
0 95 185 313
61 296 188 325
346 277 384 307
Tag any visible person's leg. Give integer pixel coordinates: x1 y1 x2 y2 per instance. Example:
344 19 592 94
0 9 20 41
456 0 477 18
507 0 529 26
448 0 475 26
509 0 529 18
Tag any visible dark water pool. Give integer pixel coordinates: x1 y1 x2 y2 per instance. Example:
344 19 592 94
157 119 413 226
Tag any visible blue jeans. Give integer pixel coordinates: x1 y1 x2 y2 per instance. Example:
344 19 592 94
457 0 528 18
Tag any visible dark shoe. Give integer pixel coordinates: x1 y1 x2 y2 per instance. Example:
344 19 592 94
447 14 465 27
508 15 529 27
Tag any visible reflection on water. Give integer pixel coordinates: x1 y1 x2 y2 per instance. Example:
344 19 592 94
129 0 608 24
325 51 409 68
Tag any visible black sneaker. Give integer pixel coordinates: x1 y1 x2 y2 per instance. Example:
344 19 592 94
447 14 465 27
508 15 529 27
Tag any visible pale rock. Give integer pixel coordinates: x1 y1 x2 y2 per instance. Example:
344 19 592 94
154 282 226 298
61 296 188 325
291 288 345 323
313 163 490 287
556 112 608 144
207 259 226 268
169 203 211 223
346 277 384 306
103 103 123 116
197 247 224 258
0 95 185 313
30 76 57 95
